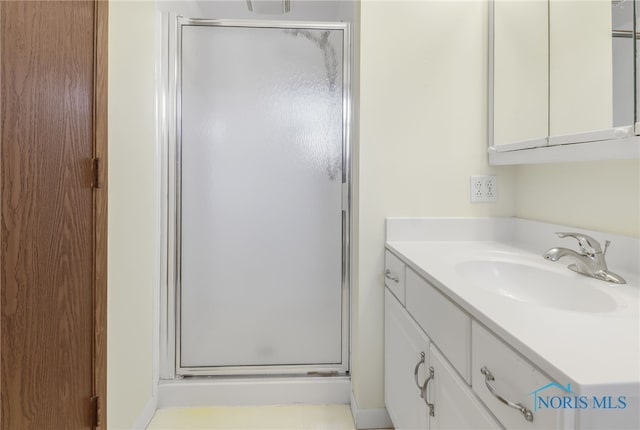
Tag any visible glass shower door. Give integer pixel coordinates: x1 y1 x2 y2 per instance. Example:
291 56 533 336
178 22 348 374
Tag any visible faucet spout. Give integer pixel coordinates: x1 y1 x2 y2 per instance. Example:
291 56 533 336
543 247 583 262
544 247 593 276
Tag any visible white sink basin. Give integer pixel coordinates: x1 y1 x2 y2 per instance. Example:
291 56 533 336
455 258 619 313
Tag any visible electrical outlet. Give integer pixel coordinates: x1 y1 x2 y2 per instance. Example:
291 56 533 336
470 175 497 203
485 176 497 201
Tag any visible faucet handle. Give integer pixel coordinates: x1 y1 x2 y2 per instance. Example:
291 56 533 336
603 240 611 256
555 232 602 256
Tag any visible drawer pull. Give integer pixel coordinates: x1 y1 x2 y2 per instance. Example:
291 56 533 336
385 269 399 283
480 366 534 422
413 352 427 397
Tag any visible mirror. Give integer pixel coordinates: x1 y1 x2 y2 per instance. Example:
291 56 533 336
491 0 639 157
492 0 548 149
549 0 613 137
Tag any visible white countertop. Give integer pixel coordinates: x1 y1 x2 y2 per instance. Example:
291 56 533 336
385 218 640 396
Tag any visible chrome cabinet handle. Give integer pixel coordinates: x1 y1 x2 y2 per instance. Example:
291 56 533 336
424 366 435 417
414 352 426 396
481 366 534 422
385 269 399 283
413 353 435 417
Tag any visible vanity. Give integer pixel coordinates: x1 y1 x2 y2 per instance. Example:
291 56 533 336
383 218 639 429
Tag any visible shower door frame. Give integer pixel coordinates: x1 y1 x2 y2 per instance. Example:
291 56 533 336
161 16 352 377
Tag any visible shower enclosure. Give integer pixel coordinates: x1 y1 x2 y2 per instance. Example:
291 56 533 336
163 18 351 376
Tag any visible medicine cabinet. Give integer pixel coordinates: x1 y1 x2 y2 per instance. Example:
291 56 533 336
489 0 639 164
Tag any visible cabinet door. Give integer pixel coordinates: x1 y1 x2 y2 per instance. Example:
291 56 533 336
429 345 501 430
384 289 430 430
549 0 613 136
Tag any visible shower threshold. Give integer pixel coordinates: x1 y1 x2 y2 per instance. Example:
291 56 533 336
157 374 351 408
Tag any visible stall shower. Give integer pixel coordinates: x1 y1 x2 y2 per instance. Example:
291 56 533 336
167 19 351 377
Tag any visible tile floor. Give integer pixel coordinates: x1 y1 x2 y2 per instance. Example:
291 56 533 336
146 404 367 430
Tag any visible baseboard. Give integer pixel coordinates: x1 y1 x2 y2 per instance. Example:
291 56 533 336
157 376 351 408
350 391 392 429
132 395 158 429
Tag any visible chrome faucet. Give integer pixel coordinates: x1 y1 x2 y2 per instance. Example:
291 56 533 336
543 232 626 284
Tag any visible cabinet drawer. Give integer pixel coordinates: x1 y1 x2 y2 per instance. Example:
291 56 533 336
384 250 406 304
405 268 471 384
472 321 565 429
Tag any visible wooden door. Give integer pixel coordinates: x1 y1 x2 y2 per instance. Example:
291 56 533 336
0 1 107 429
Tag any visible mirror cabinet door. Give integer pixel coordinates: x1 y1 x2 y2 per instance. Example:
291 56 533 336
549 0 613 136
493 0 548 149
492 0 638 155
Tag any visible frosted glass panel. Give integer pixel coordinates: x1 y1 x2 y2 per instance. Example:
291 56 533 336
179 25 344 368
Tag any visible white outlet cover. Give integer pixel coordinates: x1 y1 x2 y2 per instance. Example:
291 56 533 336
470 175 497 203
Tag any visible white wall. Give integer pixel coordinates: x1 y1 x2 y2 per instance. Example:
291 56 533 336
108 1 159 428
515 160 640 238
354 0 516 411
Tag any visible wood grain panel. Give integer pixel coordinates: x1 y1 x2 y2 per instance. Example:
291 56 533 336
1 2 96 428
93 2 109 429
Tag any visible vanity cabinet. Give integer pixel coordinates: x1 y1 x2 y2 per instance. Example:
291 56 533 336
384 251 564 430
384 218 640 430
